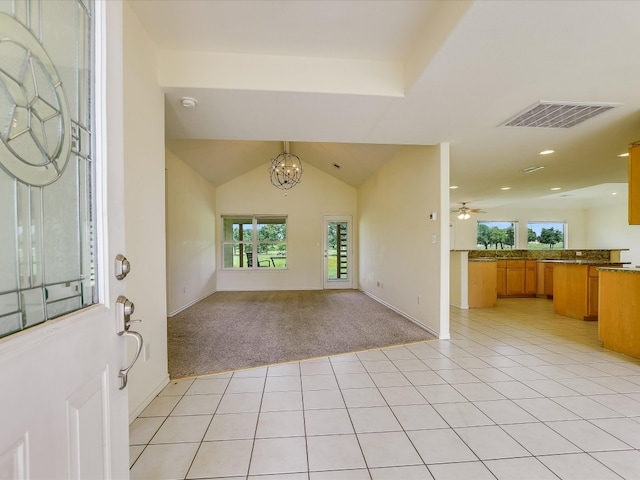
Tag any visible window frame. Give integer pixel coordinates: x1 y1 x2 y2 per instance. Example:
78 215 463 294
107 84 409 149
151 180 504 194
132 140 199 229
476 220 518 250
527 221 567 249
221 215 288 270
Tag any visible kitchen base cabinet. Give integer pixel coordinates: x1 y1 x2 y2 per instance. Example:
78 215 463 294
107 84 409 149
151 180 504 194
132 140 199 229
497 260 507 297
553 263 589 320
544 263 554 298
599 269 640 359
553 262 621 321
525 260 537 295
498 259 536 298
506 260 525 295
468 261 497 308
535 261 554 298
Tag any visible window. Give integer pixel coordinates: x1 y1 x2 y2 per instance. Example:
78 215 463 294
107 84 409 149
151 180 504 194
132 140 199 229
476 221 517 250
222 216 287 268
527 222 566 249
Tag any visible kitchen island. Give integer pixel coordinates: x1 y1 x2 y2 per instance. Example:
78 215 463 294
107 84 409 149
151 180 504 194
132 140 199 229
598 267 640 359
551 260 624 321
450 249 628 310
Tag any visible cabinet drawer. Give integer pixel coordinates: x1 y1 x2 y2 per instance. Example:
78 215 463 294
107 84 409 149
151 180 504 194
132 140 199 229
507 260 525 268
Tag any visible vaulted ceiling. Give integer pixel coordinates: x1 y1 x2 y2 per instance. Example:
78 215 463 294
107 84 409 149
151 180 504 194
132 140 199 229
130 0 640 211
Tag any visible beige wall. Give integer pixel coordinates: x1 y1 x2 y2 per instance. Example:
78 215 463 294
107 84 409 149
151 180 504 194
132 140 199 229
216 161 358 291
165 150 217 315
123 4 169 418
586 203 640 267
449 251 468 309
358 145 446 336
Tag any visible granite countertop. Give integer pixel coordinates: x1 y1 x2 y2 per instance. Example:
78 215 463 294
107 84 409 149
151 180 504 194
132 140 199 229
597 266 640 274
470 256 528 260
541 260 630 265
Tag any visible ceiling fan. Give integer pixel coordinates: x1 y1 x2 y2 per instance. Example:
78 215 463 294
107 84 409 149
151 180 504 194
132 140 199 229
451 202 485 220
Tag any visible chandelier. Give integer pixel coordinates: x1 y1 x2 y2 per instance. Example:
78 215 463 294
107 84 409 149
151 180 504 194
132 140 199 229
270 141 303 191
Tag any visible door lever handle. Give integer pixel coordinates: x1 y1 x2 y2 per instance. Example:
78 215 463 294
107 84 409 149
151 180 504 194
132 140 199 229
126 318 142 327
118 330 143 390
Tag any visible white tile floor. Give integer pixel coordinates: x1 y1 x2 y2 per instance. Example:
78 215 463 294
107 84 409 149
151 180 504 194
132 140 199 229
130 298 640 479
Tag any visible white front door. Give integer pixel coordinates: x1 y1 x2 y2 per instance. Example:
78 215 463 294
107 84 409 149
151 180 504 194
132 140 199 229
323 216 353 289
0 1 131 478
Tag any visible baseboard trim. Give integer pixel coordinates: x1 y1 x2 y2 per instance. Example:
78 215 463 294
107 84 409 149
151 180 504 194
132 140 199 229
129 374 170 424
168 291 216 317
361 290 439 339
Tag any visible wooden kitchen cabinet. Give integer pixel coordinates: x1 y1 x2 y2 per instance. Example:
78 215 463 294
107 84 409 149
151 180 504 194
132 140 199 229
554 262 622 321
506 260 526 295
599 269 640 359
498 259 536 297
630 142 640 225
468 260 497 308
536 261 554 298
544 263 554 297
525 260 537 295
587 266 599 320
497 260 507 296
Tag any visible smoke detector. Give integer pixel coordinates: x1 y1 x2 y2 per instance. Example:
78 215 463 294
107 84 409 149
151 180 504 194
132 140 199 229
181 97 198 108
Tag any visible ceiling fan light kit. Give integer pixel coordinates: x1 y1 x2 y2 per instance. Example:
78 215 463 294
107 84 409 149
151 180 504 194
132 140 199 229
452 202 485 220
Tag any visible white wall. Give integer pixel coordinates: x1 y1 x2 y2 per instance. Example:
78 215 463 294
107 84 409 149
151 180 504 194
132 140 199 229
586 203 640 267
451 206 588 250
123 3 169 418
165 150 217 315
358 145 445 336
216 161 357 291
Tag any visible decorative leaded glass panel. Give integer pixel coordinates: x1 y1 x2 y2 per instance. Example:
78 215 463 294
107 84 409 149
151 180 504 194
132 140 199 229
0 0 96 338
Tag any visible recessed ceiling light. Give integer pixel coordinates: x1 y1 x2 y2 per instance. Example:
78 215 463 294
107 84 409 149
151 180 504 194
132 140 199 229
450 185 459 189
522 166 545 173
550 187 561 191
539 150 555 155
618 153 629 157
500 187 511 191
612 192 618 196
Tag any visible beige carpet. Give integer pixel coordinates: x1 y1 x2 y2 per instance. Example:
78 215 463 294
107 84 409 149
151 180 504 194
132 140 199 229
167 290 436 378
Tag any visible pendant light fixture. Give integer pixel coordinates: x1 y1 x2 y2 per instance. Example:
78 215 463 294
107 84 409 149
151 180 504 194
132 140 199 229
270 141 303 191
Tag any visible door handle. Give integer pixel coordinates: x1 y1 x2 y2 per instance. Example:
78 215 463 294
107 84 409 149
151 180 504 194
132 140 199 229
118 330 143 390
115 296 143 389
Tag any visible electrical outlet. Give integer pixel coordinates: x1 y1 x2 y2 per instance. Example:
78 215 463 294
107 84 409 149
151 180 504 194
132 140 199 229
144 343 151 361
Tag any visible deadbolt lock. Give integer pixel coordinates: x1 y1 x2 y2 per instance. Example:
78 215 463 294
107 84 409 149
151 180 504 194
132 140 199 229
115 254 131 280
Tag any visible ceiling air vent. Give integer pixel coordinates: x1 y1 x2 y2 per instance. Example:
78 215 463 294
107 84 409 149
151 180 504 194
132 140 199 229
501 101 618 128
